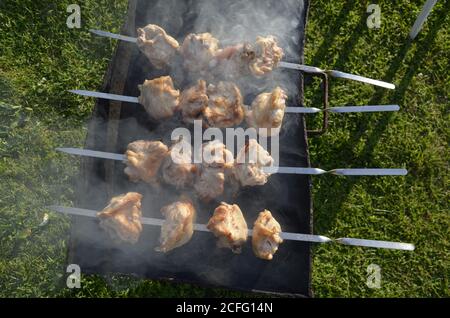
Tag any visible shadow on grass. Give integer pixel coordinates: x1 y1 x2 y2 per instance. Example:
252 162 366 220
310 0 359 67
312 3 449 233
332 8 369 73
392 1 450 105
304 3 367 132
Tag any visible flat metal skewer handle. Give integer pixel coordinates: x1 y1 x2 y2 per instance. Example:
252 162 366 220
279 62 395 90
286 105 399 113
264 167 407 176
89 29 395 90
47 206 414 250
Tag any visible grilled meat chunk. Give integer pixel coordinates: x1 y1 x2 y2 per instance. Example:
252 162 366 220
180 32 219 74
97 192 143 244
194 167 225 203
207 202 248 253
212 43 252 80
181 80 244 128
156 198 196 253
161 139 196 189
245 86 287 136
138 76 180 120
124 140 169 184
136 24 179 69
252 210 283 260
203 81 244 127
234 139 274 187
194 140 234 202
213 36 283 78
247 36 283 76
180 79 209 125
197 140 234 169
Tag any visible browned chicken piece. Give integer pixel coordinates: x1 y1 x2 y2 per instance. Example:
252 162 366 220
179 79 209 125
213 36 282 78
197 140 234 169
234 139 274 187
138 76 180 120
161 139 196 189
248 36 284 76
245 87 287 136
252 210 283 260
212 43 253 80
124 140 169 184
180 80 244 128
203 81 244 127
180 33 219 74
136 24 180 69
156 198 196 253
97 192 143 244
194 167 225 203
194 140 234 202
207 202 248 253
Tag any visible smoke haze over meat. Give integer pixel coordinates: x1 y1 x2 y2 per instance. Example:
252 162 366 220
140 0 304 98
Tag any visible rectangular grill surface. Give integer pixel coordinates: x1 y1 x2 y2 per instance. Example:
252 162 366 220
69 0 313 297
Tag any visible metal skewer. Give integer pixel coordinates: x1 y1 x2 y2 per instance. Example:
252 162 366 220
47 205 414 251
69 90 399 114
89 29 395 90
69 90 139 104
286 105 400 113
55 147 407 176
278 62 395 90
263 167 407 176
90 29 137 43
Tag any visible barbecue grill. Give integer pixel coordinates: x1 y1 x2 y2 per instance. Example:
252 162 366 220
57 0 410 297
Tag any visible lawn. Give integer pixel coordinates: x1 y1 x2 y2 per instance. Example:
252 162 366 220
0 0 448 297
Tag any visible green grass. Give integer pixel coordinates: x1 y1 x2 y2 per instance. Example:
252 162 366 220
0 0 448 297
305 0 449 297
